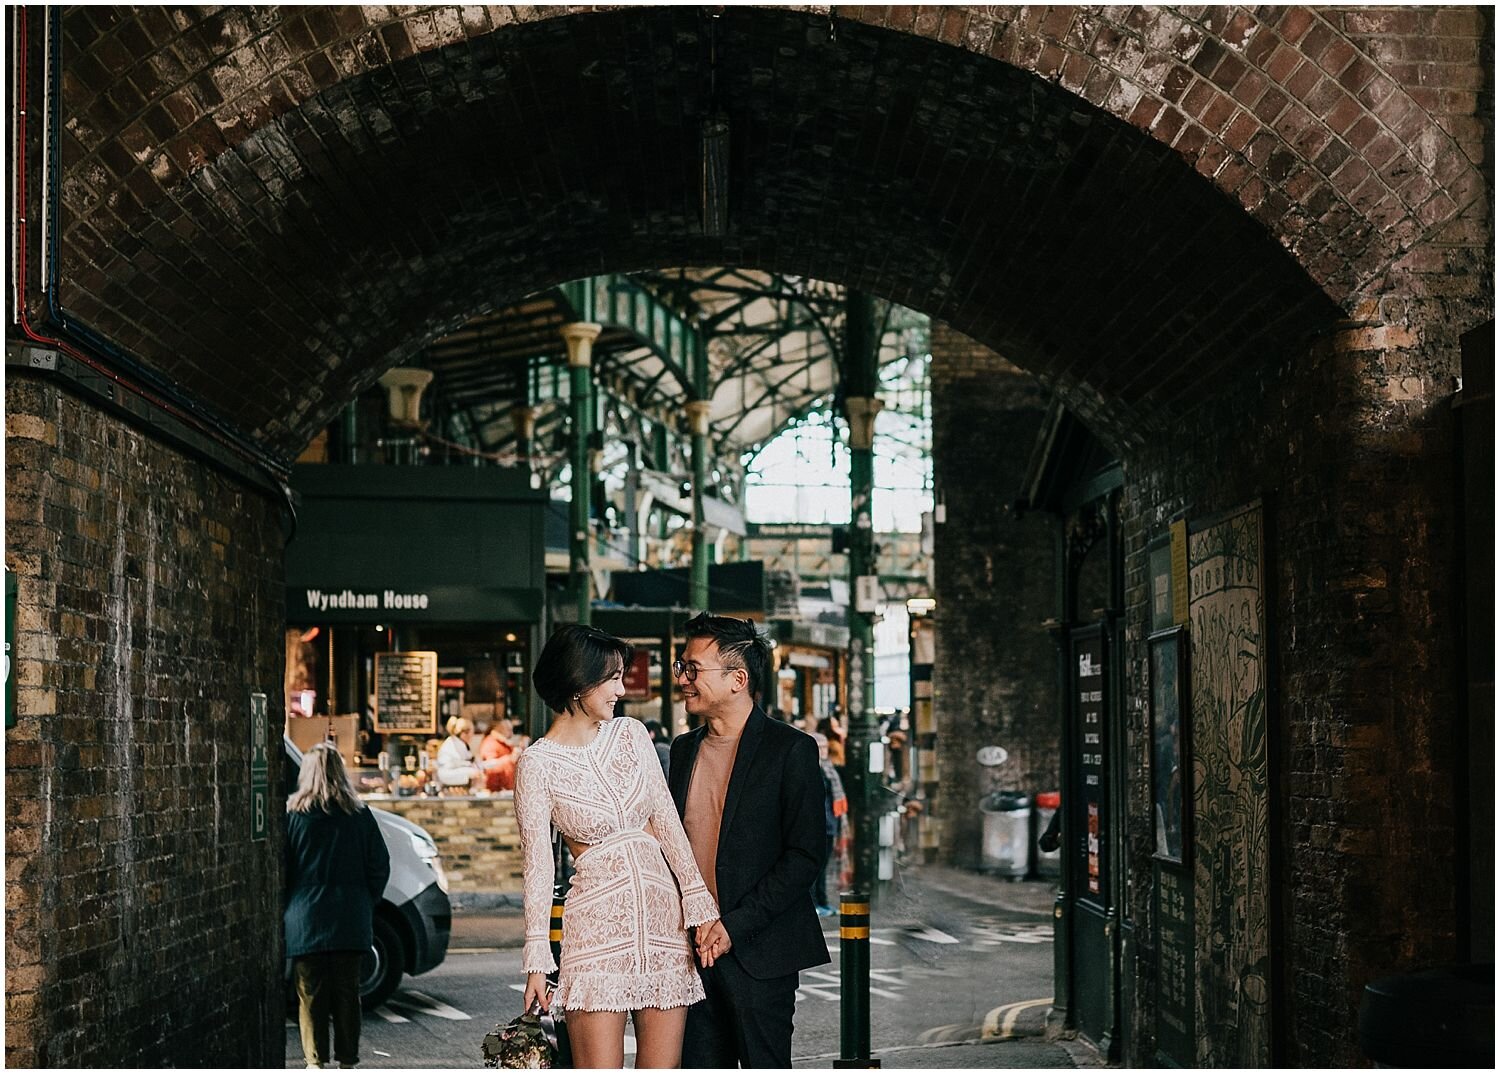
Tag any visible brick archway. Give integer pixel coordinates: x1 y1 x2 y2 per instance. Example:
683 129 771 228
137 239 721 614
31 6 1487 456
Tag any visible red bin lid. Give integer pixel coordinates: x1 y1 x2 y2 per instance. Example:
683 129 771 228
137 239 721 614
1035 791 1061 808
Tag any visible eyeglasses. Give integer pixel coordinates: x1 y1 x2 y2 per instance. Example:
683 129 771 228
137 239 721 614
671 660 741 683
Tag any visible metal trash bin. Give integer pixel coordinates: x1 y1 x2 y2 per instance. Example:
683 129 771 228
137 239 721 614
1358 963 1494 1067
1033 791 1062 878
979 791 1030 878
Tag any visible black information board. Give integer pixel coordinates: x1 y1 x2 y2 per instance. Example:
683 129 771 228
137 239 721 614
1154 861 1195 1065
1071 627 1107 905
373 651 438 734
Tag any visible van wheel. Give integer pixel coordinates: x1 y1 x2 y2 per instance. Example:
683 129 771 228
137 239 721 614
360 916 405 1011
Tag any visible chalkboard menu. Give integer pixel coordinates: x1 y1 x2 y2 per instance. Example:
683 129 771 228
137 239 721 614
373 651 439 734
1071 627 1107 904
1154 861 1195 1065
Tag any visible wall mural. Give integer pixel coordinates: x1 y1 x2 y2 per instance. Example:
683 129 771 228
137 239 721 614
1188 504 1270 1067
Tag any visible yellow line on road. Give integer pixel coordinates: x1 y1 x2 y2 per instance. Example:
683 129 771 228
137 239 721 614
980 996 1053 1040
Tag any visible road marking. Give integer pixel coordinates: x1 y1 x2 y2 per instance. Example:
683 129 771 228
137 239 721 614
387 989 472 1021
967 921 1054 946
903 926 960 944
374 1006 410 1024
917 1022 981 1044
981 996 1053 1040
824 931 896 945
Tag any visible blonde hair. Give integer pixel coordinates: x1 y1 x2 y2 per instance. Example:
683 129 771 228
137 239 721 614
446 716 473 738
287 742 364 815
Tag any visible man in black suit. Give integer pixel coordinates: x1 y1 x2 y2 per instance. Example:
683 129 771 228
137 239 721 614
668 613 829 1068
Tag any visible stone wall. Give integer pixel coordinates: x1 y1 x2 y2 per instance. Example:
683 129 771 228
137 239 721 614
4 377 286 1067
929 323 1059 871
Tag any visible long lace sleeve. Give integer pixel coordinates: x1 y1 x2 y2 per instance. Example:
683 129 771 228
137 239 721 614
634 722 719 928
512 751 558 973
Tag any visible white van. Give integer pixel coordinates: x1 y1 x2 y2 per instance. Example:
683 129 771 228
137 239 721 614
283 737 452 1008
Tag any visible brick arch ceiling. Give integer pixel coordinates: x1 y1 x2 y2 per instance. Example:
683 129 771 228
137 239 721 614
47 5 1475 457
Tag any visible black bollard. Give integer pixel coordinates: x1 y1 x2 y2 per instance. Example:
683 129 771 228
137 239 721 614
834 891 880 1068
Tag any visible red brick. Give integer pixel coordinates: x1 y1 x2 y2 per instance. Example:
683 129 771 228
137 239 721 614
1253 86 1290 124
1037 42 1066 78
1181 77 1215 118
1277 7 1316 45
1174 120 1210 159
1162 63 1193 103
1060 50 1093 92
1344 114 1381 151
1127 95 1164 131
938 7 967 46
1331 155 1373 196
1266 42 1302 84
1202 92 1238 134
1039 5 1074 39
1223 109 1260 151
1286 60 1321 102
1153 104 1186 143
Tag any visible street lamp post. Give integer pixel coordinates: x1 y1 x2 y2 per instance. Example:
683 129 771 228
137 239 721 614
842 290 883 894
561 322 601 626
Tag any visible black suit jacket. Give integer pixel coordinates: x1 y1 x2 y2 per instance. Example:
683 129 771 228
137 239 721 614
669 707 831 980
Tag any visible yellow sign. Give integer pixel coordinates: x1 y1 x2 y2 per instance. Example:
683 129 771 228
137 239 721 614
1169 519 1189 626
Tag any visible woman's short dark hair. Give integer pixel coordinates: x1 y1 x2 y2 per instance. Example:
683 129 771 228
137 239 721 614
532 625 633 714
682 613 772 703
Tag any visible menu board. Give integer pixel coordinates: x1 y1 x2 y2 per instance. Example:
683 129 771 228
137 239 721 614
1072 628 1107 903
1155 862 1195 1065
373 651 438 734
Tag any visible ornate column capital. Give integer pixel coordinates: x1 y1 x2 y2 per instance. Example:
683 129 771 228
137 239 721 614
560 322 602 367
684 399 713 437
845 396 885 450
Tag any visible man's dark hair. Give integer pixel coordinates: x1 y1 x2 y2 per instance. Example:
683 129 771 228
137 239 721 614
682 613 772 705
532 625 633 714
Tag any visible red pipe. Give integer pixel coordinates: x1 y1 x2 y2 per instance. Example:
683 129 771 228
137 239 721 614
11 7 284 479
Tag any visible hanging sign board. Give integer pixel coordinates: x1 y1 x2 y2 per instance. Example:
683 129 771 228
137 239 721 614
621 651 653 700
249 692 269 841
373 651 439 735
1154 861 1196 1065
1072 627 1107 903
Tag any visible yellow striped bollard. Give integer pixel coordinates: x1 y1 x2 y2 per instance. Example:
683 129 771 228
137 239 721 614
548 886 565 984
834 890 880 1068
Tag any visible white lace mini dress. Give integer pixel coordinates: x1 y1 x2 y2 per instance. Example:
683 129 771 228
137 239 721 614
514 716 718 1012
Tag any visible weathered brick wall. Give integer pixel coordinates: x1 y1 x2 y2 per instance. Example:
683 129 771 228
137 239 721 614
4 377 286 1067
929 323 1059 870
41 6 1486 455
370 796 524 892
1116 285 1480 1064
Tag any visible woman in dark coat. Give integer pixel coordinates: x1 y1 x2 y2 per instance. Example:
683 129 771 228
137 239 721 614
285 743 391 1069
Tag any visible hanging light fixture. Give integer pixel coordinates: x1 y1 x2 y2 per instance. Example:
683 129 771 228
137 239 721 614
700 9 729 236
701 114 730 237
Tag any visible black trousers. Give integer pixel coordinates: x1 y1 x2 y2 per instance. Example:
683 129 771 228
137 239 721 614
682 955 798 1069
294 951 363 1067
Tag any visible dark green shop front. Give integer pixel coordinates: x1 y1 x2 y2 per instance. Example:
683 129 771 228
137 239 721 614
284 464 549 746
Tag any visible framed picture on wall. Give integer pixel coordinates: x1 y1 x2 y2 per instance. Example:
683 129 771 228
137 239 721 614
1150 627 1190 864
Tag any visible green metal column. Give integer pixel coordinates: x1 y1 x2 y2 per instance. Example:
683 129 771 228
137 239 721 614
688 332 712 611
842 290 884 894
562 323 601 625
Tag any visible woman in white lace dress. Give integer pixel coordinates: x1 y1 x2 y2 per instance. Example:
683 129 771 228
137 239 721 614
514 625 722 1068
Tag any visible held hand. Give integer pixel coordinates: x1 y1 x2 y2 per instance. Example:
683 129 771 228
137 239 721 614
523 972 551 1013
695 919 732 967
